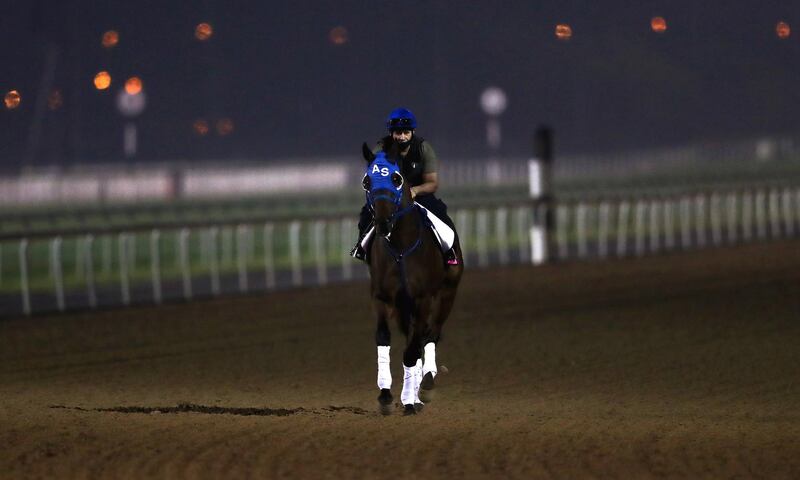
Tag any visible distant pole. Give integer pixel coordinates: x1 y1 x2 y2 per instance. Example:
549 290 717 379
529 126 554 265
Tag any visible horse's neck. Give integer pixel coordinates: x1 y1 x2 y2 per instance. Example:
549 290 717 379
391 203 421 249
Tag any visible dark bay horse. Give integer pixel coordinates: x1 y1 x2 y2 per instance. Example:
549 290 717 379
360 143 463 414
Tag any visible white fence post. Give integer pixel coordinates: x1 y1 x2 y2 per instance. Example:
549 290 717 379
634 200 646 256
648 200 660 253
476 209 489 267
768 189 781 238
340 218 353 281
694 194 707 248
742 191 753 242
576 203 588 259
102 235 112 276
119 233 130 306
726 193 738 244
782 188 795 237
50 237 65 312
236 224 249 293
150 229 162 305
19 239 30 316
663 199 675 251
679 196 692 249
555 204 569 260
289 221 303 286
85 234 97 309
264 223 276 289
710 193 723 246
313 221 328 285
179 228 192 300
755 190 767 239
515 207 529 263
455 209 470 259
616 200 630 257
209 227 221 296
597 202 610 259
495 207 509 265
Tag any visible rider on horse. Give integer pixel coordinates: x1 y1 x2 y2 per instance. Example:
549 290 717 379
351 107 459 265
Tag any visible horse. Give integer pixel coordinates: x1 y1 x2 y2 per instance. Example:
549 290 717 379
359 143 463 415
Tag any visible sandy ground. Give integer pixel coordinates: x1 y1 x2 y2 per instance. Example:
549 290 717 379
1 241 800 479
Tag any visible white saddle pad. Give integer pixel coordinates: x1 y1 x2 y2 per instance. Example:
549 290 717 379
360 203 455 252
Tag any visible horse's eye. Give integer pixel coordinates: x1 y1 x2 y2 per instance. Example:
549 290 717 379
362 175 371 191
391 172 403 189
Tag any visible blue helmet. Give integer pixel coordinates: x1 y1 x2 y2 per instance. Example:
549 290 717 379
386 107 417 131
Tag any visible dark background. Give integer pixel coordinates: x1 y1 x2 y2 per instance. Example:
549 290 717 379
1 0 798 168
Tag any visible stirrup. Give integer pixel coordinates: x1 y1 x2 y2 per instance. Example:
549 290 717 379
350 242 367 261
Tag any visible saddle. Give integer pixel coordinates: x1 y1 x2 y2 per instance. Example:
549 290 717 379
360 203 456 261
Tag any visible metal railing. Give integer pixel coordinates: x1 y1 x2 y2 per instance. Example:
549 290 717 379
1 184 799 318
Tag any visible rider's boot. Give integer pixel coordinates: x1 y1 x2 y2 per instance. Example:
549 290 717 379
350 230 368 262
445 247 459 265
350 242 367 262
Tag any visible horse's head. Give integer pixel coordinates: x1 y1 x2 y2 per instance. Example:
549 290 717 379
361 142 410 237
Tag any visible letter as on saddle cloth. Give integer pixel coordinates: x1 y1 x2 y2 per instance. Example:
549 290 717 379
361 203 456 255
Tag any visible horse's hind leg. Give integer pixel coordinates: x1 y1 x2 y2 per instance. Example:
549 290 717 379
373 300 393 410
401 297 432 413
422 274 461 392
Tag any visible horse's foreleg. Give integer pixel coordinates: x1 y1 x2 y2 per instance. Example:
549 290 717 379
401 297 432 411
373 300 393 409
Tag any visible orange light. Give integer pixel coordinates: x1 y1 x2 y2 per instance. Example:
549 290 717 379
555 24 572 41
47 89 63 110
195 22 213 41
4 90 21 109
94 71 112 90
102 30 119 48
125 77 143 95
329 26 349 46
776 21 791 39
193 119 209 136
216 118 234 136
651 16 667 33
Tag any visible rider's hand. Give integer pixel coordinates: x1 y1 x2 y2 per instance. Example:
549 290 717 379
410 187 418 199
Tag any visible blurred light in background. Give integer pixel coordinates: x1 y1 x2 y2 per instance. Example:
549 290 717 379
555 24 572 41
4 90 21 109
193 119 209 136
47 89 63 110
195 22 213 41
94 71 112 90
216 118 234 136
329 26 349 46
125 77 143 95
102 30 119 49
651 17 667 33
776 21 791 39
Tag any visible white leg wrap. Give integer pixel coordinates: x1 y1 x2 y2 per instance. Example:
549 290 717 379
414 359 423 404
423 342 437 378
401 364 420 406
377 346 392 390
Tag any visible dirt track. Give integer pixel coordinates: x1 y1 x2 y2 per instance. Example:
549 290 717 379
2 241 800 479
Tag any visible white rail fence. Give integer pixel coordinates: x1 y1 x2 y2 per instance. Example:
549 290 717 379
1 185 799 317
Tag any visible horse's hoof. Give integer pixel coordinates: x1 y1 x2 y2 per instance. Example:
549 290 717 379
377 389 393 405
403 404 417 415
420 372 436 391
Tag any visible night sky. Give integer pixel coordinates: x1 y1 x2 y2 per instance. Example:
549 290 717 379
1 0 798 169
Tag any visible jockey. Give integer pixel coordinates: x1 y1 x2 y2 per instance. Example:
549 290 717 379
351 107 459 265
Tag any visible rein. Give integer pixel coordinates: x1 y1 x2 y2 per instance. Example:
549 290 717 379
378 203 424 294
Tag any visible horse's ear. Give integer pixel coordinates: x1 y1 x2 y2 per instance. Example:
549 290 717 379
362 143 375 163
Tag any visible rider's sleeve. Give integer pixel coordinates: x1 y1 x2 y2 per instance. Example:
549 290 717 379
421 142 439 174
